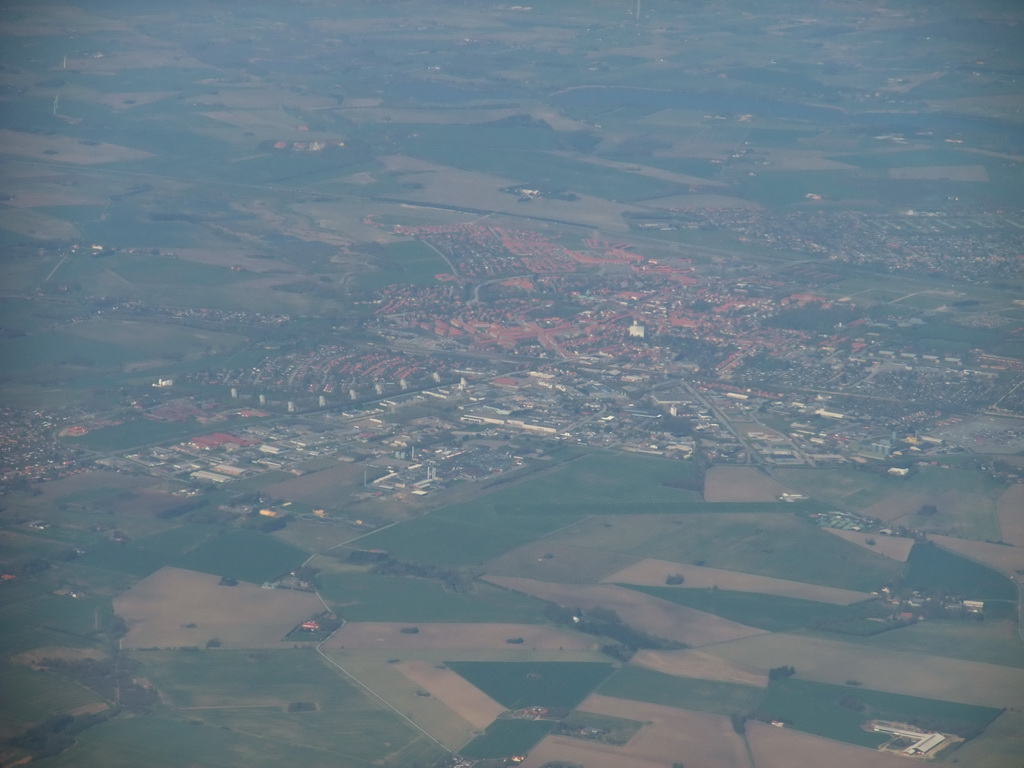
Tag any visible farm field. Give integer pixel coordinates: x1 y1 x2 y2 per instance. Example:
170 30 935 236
603 558 871 604
445 660 615 710
459 719 554 760
597 665 764 716
629 648 767 687
703 466 790 501
78 527 307 584
484 575 768 647
536 513 901 592
823 528 914 561
707 632 1024 708
317 572 550 624
0 664 107 739
995 485 1024 546
619 585 887 633
826 619 1024 669
322 622 595 652
926 535 1024 585
484 541 640 584
135 648 445 765
114 567 321 649
776 466 1005 541
755 677 1002 748
394 659 505 731
904 540 1018 601
745 719 917 768
950 710 1024 768
524 697 749 768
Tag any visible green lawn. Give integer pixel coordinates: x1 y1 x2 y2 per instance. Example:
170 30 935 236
445 661 614 710
597 666 764 716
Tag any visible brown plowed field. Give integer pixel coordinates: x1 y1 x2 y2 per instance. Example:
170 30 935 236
522 694 749 768
483 576 766 647
823 529 915 562
115 567 321 649
322 622 594 651
603 558 870 604
394 660 505 730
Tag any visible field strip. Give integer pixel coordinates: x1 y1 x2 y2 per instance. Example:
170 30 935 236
706 632 1024 708
746 719 911 768
322 622 594 651
629 648 767 687
996 485 1024 547
821 529 914 562
602 558 872 604
484 575 767 647
928 535 1024 578
394 660 505 730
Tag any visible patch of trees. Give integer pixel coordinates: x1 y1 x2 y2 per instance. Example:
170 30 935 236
837 693 867 712
399 627 420 634
730 713 748 734
7 710 116 761
369 555 474 594
918 504 938 516
347 549 390 565
768 665 796 682
665 574 685 585
545 605 687 660
287 702 317 712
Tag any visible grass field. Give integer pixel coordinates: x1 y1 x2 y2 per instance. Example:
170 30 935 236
541 513 901 592
597 665 763 716
620 586 887 633
559 709 645 742
445 661 614 710
0 664 107 738
755 678 1003 748
459 718 554 760
318 572 550 623
820 619 1024 669
903 541 1016 602
776 466 1004 541
359 240 451 291
135 649 444 764
77 528 307 584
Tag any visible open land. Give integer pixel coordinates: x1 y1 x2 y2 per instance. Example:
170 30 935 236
703 466 791 502
603 558 872 604
996 485 1024 547
115 567 321 649
629 648 779 688
823 528 915 562
523 695 750 768
928 535 1024 579
484 575 768 647
394 660 505 731
746 719 916 768
323 622 595 652
708 632 1024 708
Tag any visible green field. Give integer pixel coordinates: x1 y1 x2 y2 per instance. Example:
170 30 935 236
458 718 554 760
756 678 1003 748
0 665 108 738
542 513 901 592
445 661 614 710
317 572 550 623
598 666 764 716
904 542 1016 602
776 466 1005 541
134 649 444 766
358 239 451 292
76 528 307 584
620 586 887 633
